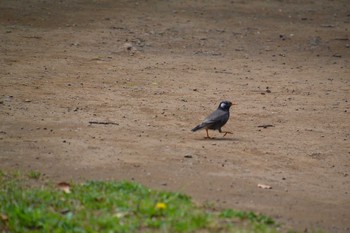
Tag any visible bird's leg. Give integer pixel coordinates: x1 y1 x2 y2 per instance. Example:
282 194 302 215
204 129 212 139
221 131 233 137
219 129 233 137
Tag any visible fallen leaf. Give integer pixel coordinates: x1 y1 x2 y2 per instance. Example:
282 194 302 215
58 182 71 193
258 184 272 189
115 212 127 218
0 213 8 222
60 208 70 215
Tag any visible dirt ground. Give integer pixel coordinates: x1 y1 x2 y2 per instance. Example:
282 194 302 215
1 0 349 232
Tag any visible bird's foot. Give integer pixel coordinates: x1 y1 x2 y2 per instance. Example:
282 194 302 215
221 131 233 137
204 129 212 139
204 136 213 139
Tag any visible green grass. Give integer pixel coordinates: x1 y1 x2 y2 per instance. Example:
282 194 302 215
27 171 42 180
0 171 279 233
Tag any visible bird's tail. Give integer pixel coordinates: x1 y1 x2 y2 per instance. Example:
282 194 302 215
191 124 205 132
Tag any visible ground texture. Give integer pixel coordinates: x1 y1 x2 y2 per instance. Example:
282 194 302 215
1 0 349 232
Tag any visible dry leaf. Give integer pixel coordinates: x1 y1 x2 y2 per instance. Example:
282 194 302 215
58 182 71 193
258 184 272 189
0 213 8 222
115 212 126 218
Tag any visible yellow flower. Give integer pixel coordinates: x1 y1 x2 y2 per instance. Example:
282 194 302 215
155 202 166 210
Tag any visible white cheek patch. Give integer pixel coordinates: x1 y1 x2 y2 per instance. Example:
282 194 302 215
220 103 226 108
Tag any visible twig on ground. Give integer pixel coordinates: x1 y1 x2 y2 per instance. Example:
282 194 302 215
89 121 119 125
258 124 275 129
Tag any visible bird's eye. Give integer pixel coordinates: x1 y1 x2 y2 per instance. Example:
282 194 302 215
220 103 226 108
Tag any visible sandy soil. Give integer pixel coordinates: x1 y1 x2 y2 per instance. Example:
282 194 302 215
1 0 349 232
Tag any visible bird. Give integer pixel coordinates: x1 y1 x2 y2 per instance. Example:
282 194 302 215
191 101 235 139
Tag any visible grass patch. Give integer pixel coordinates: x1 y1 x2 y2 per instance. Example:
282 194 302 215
0 171 279 232
27 171 42 180
220 209 275 225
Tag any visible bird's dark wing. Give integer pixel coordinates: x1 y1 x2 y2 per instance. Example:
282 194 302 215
202 109 228 125
192 109 228 132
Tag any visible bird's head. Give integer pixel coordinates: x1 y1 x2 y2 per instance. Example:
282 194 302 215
218 101 236 111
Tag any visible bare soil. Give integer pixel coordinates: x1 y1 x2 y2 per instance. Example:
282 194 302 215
1 0 349 232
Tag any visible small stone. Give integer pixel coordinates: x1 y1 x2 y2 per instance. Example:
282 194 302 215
123 42 133 51
258 184 272 189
